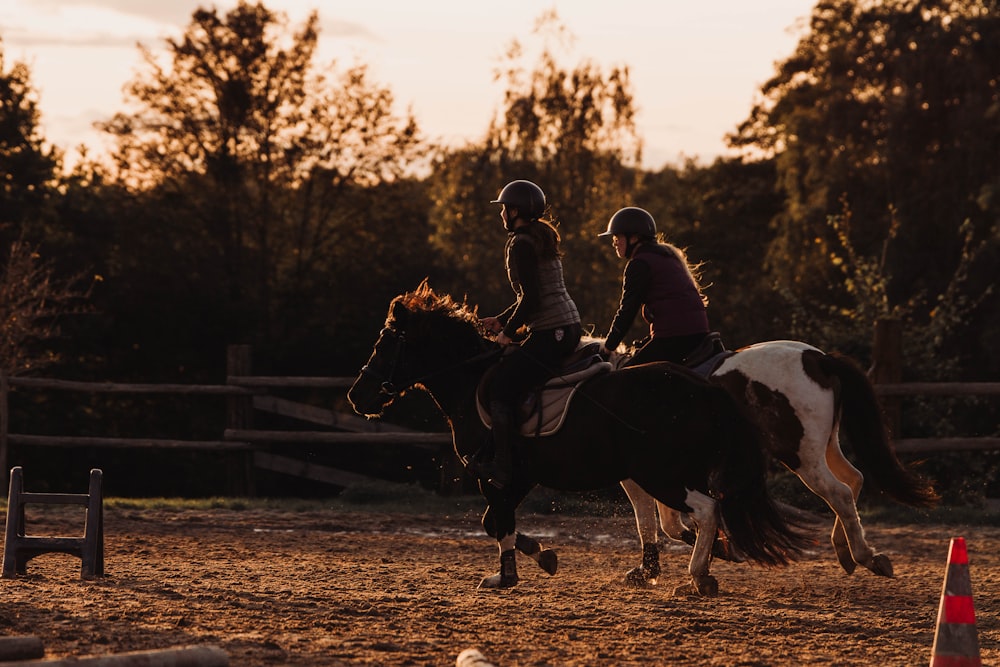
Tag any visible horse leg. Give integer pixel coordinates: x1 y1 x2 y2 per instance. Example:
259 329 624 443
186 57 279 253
656 501 750 563
478 502 520 589
658 502 690 542
628 480 693 545
794 462 868 575
824 440 860 573
622 479 741 587
621 479 662 586
676 490 719 597
672 511 745 563
650 496 747 564
478 534 519 589
825 430 893 577
515 532 558 576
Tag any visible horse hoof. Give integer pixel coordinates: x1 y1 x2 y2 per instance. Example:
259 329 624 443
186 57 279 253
478 573 519 589
836 552 858 575
833 541 858 574
625 566 657 588
866 553 894 578
671 575 718 597
693 575 719 597
537 549 558 576
671 582 701 597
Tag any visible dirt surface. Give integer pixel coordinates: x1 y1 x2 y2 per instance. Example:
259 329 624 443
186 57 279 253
0 501 997 666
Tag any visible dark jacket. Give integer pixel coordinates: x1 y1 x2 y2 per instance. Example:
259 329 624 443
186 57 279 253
604 242 708 350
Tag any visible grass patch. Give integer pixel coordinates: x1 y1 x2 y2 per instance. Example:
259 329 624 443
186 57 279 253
5 477 998 526
860 502 1000 526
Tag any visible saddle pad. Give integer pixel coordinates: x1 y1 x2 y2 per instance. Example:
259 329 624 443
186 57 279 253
477 361 613 437
690 351 735 378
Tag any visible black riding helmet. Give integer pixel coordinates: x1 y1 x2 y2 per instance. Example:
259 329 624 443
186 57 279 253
598 207 657 239
491 180 547 221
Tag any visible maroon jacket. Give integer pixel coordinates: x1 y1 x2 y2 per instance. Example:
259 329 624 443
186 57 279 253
604 243 709 350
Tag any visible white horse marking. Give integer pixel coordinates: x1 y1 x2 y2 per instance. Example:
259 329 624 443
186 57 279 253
617 339 936 583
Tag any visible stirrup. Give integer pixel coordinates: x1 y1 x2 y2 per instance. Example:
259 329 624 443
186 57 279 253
479 461 511 489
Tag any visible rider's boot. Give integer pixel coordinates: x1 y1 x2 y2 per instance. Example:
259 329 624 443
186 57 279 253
480 400 514 489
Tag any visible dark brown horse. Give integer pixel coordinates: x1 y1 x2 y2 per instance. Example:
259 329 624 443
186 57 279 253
347 283 811 595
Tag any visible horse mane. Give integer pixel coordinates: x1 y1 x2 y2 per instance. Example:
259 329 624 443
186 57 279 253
390 279 481 330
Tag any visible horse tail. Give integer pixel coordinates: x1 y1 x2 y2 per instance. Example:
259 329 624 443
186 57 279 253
824 353 940 507
713 390 813 567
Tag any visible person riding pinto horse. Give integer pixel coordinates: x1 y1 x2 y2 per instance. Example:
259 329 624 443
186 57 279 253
598 206 717 366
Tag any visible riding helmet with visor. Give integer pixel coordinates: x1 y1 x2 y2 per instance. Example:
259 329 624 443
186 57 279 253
599 207 657 239
491 180 547 221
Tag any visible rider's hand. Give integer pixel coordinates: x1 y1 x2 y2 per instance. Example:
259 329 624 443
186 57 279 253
600 345 614 360
497 331 513 347
480 316 502 334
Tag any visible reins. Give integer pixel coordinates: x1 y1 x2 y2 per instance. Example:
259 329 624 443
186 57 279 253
360 326 501 398
364 311 645 436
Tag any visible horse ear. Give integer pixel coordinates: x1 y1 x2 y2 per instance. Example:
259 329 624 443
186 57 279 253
389 299 408 326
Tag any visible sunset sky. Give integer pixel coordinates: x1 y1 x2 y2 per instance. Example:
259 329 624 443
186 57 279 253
1 0 816 169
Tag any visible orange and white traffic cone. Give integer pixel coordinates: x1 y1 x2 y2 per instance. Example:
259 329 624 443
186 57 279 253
930 536 981 667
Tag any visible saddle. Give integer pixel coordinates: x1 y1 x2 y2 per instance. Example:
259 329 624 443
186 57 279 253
477 341 613 437
683 332 734 377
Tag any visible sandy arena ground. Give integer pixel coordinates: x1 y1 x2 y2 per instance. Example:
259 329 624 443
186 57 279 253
0 501 997 666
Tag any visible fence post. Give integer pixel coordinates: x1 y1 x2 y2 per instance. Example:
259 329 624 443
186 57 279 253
869 318 902 441
226 345 255 497
1 369 8 490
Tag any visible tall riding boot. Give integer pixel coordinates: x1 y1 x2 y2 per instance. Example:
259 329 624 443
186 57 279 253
482 400 515 489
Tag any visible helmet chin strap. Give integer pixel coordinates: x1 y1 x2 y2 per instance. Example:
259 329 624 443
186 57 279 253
503 207 520 232
625 236 641 258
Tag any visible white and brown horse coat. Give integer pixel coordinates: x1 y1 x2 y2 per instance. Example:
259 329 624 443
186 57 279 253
619 340 937 583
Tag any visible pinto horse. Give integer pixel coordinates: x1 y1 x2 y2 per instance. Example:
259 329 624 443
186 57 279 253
610 340 939 585
348 283 811 595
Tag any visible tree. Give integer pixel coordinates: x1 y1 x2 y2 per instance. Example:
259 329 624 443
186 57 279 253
0 38 88 376
729 0 1000 367
0 37 60 247
0 239 92 375
98 1 425 358
638 157 786 347
427 10 643 325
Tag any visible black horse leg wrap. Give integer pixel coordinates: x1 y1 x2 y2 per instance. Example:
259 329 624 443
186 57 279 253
500 549 517 579
642 543 661 578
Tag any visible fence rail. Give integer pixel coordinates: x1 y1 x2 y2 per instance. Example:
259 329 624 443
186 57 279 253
875 382 1000 397
7 376 252 396
3 376 996 451
1 339 997 493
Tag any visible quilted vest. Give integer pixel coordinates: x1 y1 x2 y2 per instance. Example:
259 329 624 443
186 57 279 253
505 234 580 331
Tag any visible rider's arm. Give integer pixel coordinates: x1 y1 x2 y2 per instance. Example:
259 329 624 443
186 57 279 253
500 238 540 339
604 257 651 351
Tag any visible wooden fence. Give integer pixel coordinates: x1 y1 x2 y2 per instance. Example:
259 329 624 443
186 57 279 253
867 318 1000 453
1 336 997 495
0 345 459 495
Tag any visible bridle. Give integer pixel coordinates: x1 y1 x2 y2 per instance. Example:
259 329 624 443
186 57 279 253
358 326 500 399
360 323 644 435
358 327 408 399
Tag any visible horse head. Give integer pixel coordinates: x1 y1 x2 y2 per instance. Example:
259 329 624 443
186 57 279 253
348 281 495 418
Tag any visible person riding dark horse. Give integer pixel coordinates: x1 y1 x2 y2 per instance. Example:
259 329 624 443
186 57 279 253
598 206 714 367
349 283 815 592
471 179 582 489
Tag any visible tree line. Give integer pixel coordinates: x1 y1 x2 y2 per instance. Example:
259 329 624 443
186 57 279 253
1 0 997 500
